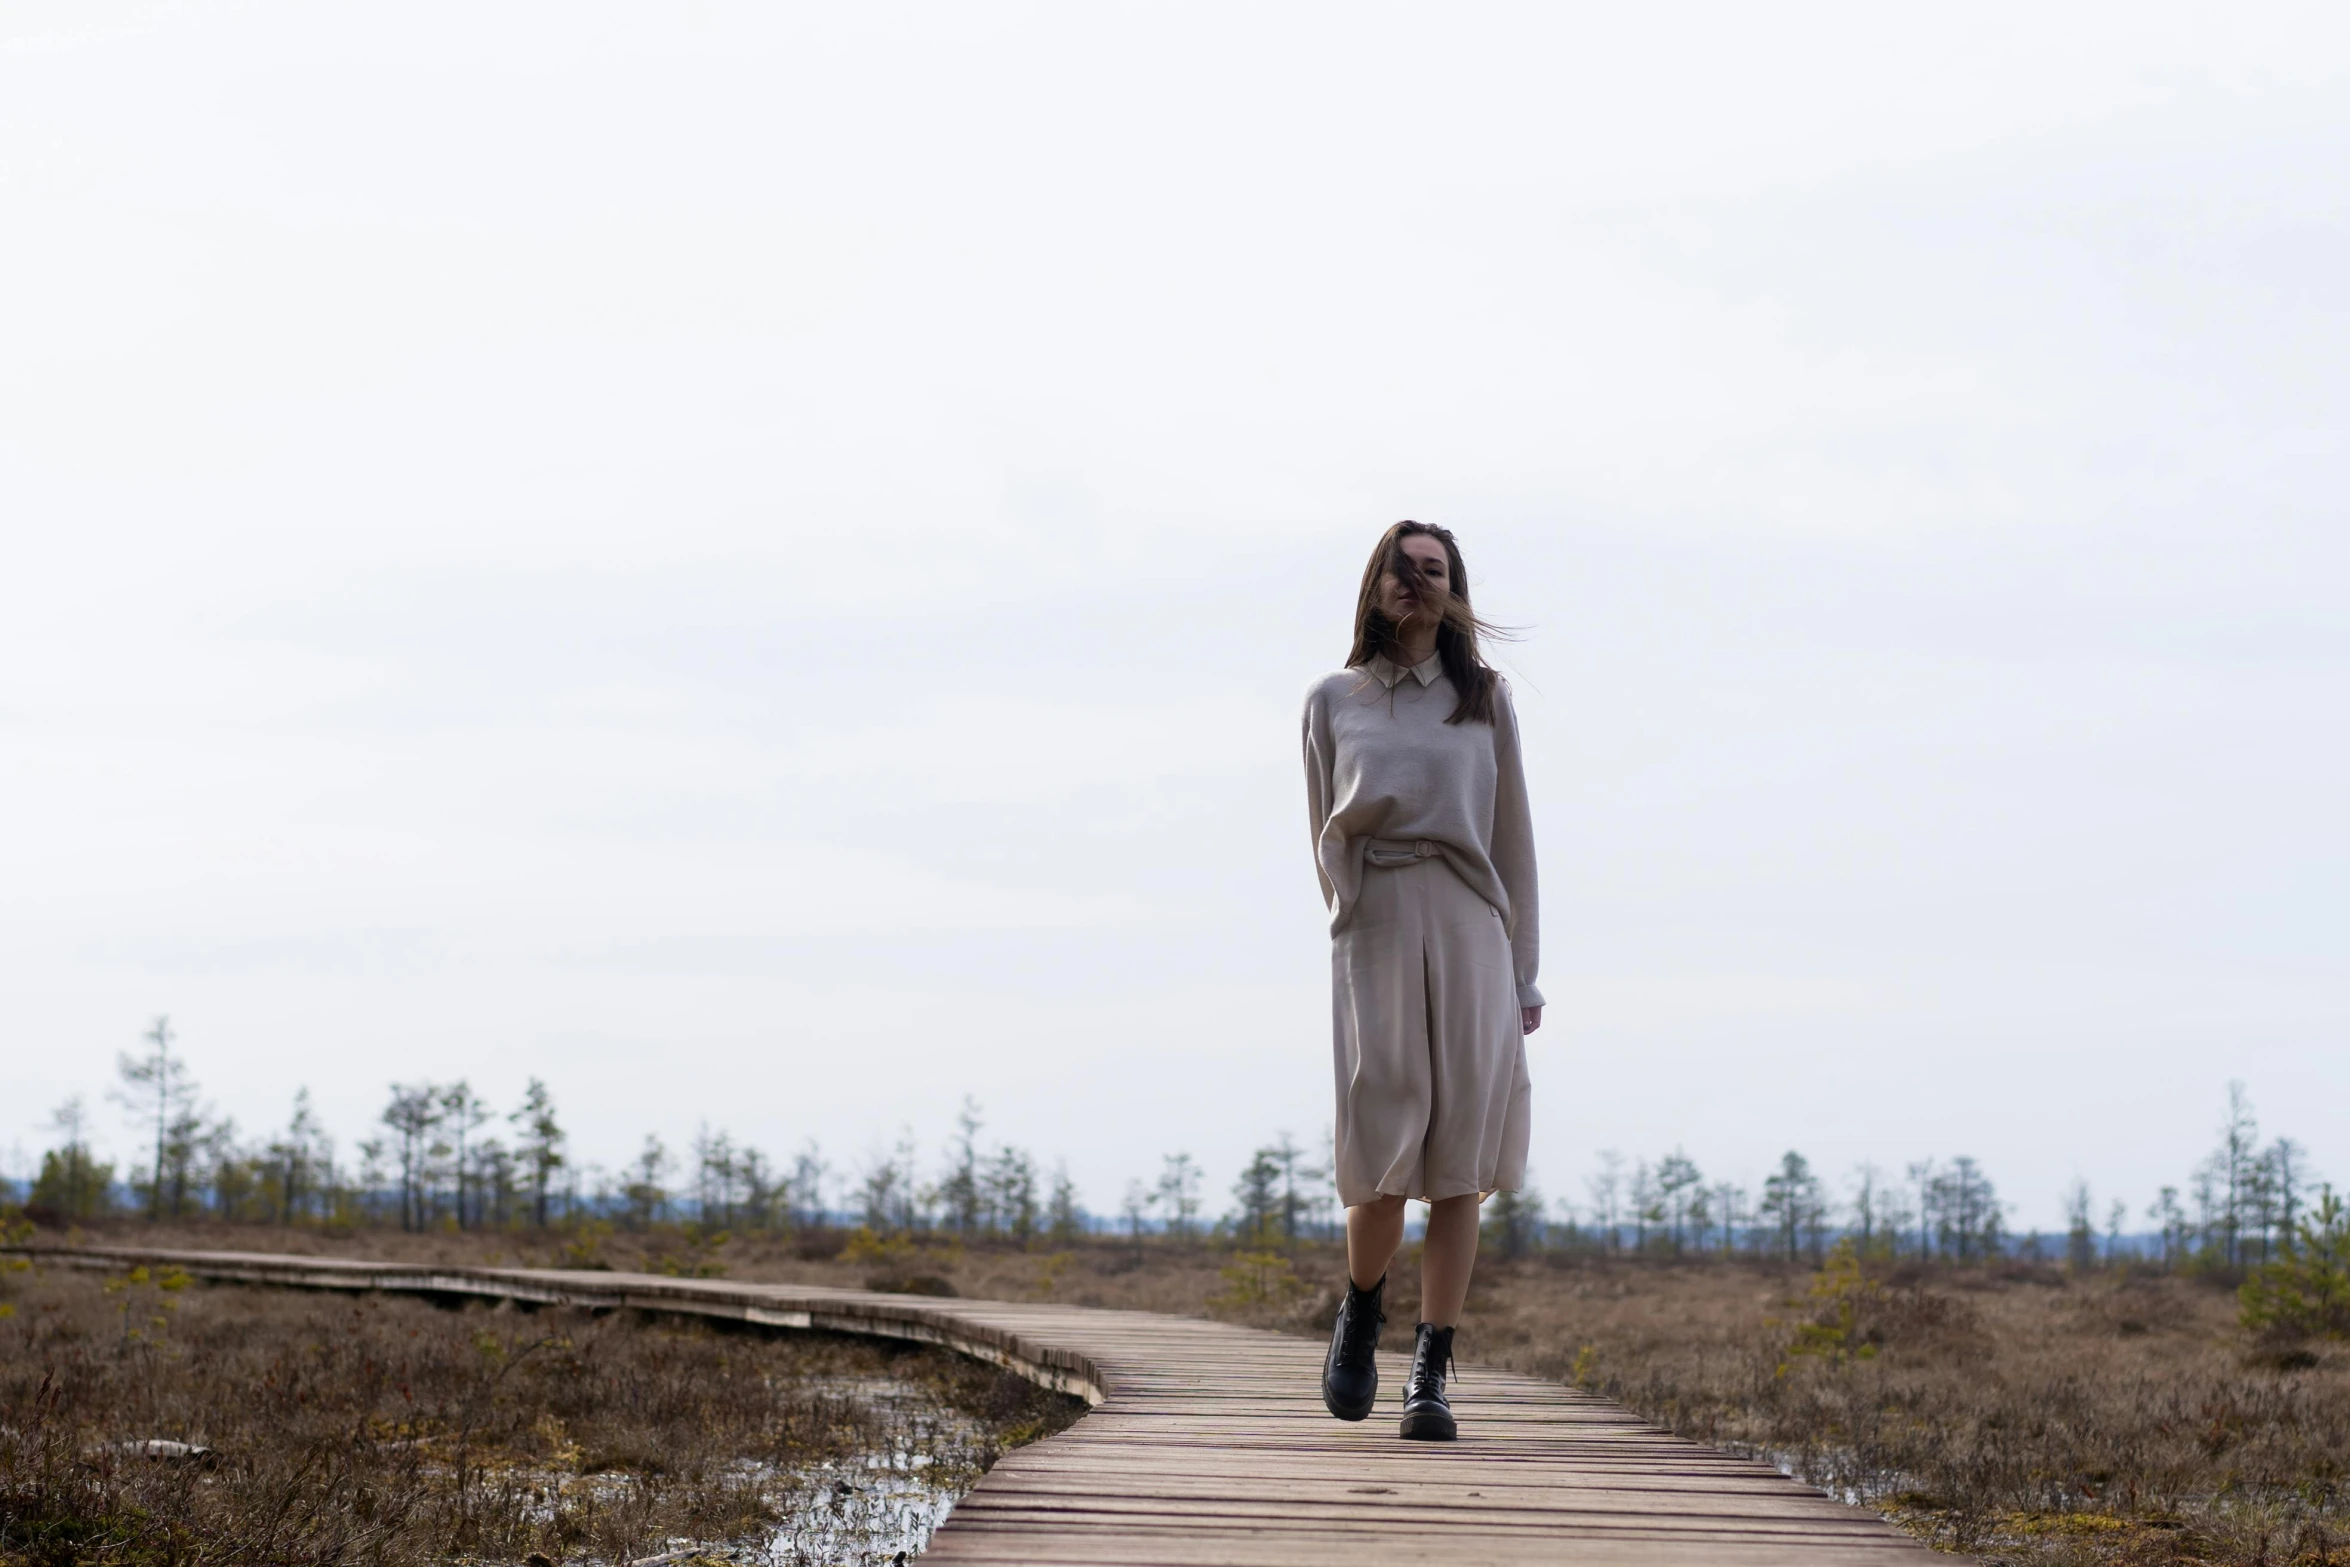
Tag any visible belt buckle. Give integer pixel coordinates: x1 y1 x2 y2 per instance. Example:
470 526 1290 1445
1414 840 1434 858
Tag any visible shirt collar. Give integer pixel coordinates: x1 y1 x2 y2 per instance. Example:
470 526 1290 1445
1367 652 1442 689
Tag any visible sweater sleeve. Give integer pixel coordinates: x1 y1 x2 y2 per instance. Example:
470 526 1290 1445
1302 684 1338 911
1491 680 1545 1009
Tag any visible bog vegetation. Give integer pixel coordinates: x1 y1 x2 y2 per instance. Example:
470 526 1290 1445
10 1022 2348 1567
0 1253 1078 1567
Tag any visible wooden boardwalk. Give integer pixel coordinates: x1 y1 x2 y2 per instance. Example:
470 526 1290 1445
23 1246 1946 1565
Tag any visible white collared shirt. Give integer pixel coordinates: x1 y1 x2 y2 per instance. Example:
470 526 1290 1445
1364 651 1443 690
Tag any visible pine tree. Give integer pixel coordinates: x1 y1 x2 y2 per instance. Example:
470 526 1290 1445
1047 1161 1084 1245
31 1099 113 1221
624 1136 670 1230
265 1088 326 1225
510 1078 567 1228
1231 1148 1281 1244
2065 1179 2097 1273
1656 1151 1703 1253
986 1146 1038 1243
938 1099 984 1237
2240 1188 2350 1341
382 1084 442 1233
1482 1185 1544 1259
1760 1151 1821 1263
441 1082 490 1230
115 1016 196 1221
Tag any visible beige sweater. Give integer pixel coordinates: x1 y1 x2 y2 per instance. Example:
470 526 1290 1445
1302 653 1544 1009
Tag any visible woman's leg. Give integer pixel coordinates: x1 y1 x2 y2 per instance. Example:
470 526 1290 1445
1418 1193 1482 1326
1345 1193 1408 1289
1325 1193 1406 1422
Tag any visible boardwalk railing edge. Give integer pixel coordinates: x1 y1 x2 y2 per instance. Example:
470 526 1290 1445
6 1244 1109 1407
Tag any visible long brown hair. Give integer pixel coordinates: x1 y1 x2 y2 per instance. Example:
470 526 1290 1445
1347 520 1506 725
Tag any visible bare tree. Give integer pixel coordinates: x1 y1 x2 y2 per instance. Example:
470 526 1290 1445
1121 1179 1150 1262
1584 1151 1626 1253
1154 1152 1201 1241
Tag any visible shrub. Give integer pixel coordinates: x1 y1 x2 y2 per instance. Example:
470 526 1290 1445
1783 1240 1882 1368
2240 1187 2350 1341
1208 1249 1309 1316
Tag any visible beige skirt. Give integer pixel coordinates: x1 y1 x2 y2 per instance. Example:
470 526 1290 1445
1330 840 1532 1207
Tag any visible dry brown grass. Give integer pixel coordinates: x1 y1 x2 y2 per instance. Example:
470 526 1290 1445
1461 1254 2349 1566
26 1221 2350 1567
0 1253 1079 1567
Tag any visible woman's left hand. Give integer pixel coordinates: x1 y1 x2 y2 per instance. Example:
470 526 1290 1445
1521 1006 1543 1035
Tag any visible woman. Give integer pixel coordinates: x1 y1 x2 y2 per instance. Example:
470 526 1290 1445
1302 521 1542 1442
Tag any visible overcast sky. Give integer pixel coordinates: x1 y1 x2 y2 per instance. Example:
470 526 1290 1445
5 1 2345 1231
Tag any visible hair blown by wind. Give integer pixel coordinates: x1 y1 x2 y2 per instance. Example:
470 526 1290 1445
1347 521 1518 724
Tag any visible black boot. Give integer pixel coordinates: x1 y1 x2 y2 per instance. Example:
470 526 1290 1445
1398 1322 1457 1441
1321 1274 1386 1421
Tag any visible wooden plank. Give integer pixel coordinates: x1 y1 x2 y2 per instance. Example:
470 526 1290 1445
9 1244 1954 1565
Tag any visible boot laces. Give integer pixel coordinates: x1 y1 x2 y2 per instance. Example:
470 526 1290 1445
1408 1330 1456 1399
1338 1286 1384 1362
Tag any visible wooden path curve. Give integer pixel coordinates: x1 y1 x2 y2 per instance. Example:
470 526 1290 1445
22 1246 1947 1565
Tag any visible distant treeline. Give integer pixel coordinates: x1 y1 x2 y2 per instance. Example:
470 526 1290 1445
1488 1081 2319 1272
11 1020 2330 1277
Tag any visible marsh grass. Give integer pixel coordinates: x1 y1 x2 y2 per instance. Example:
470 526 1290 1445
1470 1254 2350 1566
30 1222 2350 1566
0 1263 1079 1566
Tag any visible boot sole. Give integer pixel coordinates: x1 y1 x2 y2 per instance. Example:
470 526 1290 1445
1322 1384 1376 1422
1398 1407 1457 1441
